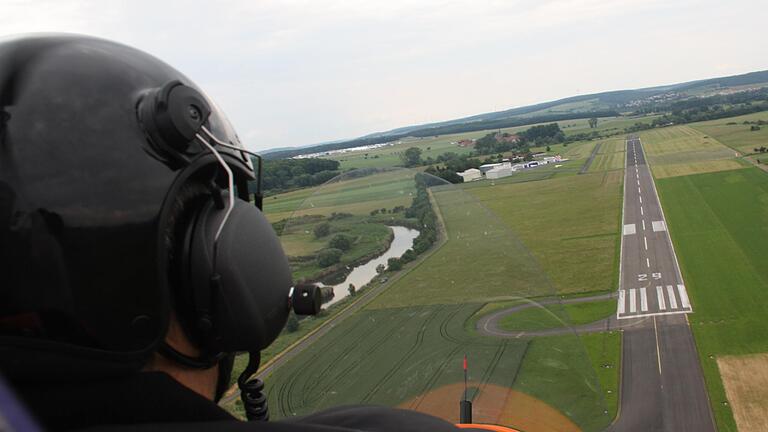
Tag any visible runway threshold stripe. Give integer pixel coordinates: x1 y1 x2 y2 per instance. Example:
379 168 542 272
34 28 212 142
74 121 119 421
667 285 678 309
640 287 648 312
656 286 666 310
618 290 626 314
678 284 691 309
629 288 637 313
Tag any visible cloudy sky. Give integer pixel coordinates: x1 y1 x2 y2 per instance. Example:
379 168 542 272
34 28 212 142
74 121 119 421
2 0 767 151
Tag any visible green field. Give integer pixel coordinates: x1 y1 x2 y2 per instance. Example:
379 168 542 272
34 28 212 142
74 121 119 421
257 168 624 430
690 110 768 154
588 137 626 172
265 169 416 222
638 125 736 168
657 167 768 432
324 115 659 170
495 300 616 332
468 171 623 296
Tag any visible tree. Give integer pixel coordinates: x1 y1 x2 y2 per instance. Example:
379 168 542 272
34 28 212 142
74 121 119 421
387 257 403 271
313 222 331 238
329 234 352 251
286 313 299 333
376 264 386 274
317 248 342 267
400 147 423 167
545 145 551 152
348 284 356 297
589 117 598 129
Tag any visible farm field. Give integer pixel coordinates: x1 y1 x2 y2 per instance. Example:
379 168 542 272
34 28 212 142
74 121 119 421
689 110 768 154
638 125 737 170
264 169 416 222
656 167 768 432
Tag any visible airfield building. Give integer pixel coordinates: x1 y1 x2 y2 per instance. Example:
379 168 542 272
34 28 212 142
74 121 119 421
457 168 482 182
486 165 513 179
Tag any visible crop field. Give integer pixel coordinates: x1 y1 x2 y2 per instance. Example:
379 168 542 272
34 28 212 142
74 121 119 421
651 159 748 179
690 110 768 154
656 167 768 431
264 169 416 222
717 353 768 432
638 125 736 168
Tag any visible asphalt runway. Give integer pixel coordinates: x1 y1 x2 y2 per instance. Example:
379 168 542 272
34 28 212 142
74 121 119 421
608 136 715 431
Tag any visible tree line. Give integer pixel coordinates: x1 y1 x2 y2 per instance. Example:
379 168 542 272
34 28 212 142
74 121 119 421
260 158 340 193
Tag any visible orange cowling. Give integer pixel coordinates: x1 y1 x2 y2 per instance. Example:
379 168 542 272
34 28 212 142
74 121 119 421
456 424 520 432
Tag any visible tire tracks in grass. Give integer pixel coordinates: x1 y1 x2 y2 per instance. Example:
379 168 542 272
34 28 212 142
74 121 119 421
300 310 421 409
275 311 380 416
360 306 443 404
408 345 463 411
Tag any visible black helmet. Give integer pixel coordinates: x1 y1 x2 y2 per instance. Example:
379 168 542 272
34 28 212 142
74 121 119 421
0 34 294 381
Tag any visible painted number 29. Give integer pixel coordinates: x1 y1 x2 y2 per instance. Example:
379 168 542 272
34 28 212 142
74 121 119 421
638 273 662 281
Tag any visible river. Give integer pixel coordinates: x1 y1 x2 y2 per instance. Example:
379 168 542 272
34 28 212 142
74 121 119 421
321 225 420 308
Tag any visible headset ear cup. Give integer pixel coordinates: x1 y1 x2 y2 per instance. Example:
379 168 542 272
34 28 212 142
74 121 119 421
183 198 292 354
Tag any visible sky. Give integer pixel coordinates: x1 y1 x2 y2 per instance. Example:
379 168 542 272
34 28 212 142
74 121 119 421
1 0 767 152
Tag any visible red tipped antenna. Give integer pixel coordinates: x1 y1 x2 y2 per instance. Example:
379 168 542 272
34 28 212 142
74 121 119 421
460 354 472 424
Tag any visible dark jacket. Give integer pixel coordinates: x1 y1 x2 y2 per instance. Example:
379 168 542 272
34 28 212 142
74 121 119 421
13 372 464 431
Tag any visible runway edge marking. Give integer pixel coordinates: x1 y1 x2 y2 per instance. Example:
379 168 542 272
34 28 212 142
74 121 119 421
616 137 629 318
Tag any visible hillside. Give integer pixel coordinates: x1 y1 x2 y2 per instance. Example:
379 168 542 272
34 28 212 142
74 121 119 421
263 69 768 159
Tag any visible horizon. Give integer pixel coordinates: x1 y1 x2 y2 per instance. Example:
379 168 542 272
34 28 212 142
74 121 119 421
2 0 767 151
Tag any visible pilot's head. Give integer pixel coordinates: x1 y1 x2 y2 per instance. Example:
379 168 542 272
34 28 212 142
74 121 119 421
0 34 293 402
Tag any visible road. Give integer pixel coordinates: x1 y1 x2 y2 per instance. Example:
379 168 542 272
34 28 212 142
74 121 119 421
478 136 716 431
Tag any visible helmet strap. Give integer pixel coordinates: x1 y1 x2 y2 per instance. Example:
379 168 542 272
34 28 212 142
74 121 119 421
157 342 223 370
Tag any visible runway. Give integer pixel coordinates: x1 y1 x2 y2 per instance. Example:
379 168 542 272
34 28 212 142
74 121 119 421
607 136 715 431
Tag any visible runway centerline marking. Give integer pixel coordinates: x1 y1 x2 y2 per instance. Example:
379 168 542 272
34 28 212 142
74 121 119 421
640 206 644 216
639 196 643 204
646 257 650 268
667 285 678 309
644 236 648 250
642 220 646 230
656 286 666 310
